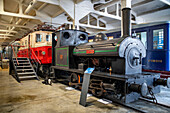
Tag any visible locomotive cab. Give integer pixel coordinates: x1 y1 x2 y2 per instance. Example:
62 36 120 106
53 30 88 69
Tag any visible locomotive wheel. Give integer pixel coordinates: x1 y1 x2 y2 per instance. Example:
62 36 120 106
69 73 79 88
38 65 44 77
91 88 104 97
90 79 104 97
70 73 78 83
38 65 50 78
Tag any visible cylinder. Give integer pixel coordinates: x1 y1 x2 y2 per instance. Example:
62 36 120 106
122 8 131 37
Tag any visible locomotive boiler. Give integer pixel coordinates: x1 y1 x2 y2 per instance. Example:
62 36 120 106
73 34 146 75
51 7 170 103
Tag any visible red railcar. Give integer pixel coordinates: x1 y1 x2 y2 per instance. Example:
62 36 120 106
17 30 55 76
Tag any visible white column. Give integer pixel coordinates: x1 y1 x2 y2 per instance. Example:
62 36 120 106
0 0 4 12
105 7 107 13
97 17 99 27
116 3 119 16
87 14 90 25
19 1 23 14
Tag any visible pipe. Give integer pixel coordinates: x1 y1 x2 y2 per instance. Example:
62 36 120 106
122 8 131 37
121 0 132 37
24 0 37 14
11 0 37 31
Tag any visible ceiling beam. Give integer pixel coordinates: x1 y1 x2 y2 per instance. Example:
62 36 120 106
0 11 38 20
0 34 14 36
52 9 65 18
95 0 120 10
37 0 59 5
0 30 18 33
0 22 30 28
0 37 10 39
79 23 107 30
37 3 47 10
132 0 154 8
93 11 121 20
138 5 170 16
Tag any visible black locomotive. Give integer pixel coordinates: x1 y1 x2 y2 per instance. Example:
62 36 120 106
51 29 169 103
51 8 170 103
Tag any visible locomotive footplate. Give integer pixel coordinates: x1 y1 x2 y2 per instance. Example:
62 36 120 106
51 66 163 103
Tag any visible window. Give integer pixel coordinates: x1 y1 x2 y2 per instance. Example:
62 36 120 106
25 40 27 46
89 39 93 42
132 31 147 49
136 32 147 49
108 36 114 40
46 35 50 42
153 29 164 49
36 34 42 43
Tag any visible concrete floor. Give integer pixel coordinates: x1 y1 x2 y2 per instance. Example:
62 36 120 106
0 68 134 113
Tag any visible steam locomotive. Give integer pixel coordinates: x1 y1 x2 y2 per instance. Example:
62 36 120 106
50 7 169 103
51 29 170 103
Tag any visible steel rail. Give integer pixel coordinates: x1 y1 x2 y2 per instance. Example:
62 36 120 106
139 97 170 108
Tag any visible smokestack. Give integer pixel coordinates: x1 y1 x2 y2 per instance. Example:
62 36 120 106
121 0 132 37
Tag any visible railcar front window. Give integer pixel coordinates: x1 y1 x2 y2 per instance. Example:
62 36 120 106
153 29 164 49
36 34 42 43
46 35 50 42
25 40 27 46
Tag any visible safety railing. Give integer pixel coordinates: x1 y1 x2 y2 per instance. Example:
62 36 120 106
30 49 41 65
29 49 41 73
11 45 19 65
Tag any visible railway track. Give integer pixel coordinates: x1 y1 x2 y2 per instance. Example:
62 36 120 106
118 98 170 113
57 79 170 113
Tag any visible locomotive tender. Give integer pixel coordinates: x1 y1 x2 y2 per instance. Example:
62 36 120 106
51 7 170 103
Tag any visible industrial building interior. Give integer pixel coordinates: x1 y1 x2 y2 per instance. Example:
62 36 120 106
0 0 170 113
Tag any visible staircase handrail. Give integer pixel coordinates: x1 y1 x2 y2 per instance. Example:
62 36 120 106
31 49 41 65
11 45 19 65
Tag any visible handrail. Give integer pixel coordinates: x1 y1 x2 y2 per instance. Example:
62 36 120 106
0 53 3 61
11 45 19 65
31 49 41 65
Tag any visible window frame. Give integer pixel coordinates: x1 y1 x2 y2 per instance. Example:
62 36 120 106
36 34 42 43
132 28 148 50
152 29 164 50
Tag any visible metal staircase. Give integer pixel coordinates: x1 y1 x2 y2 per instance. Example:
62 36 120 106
12 57 39 82
9 45 40 83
